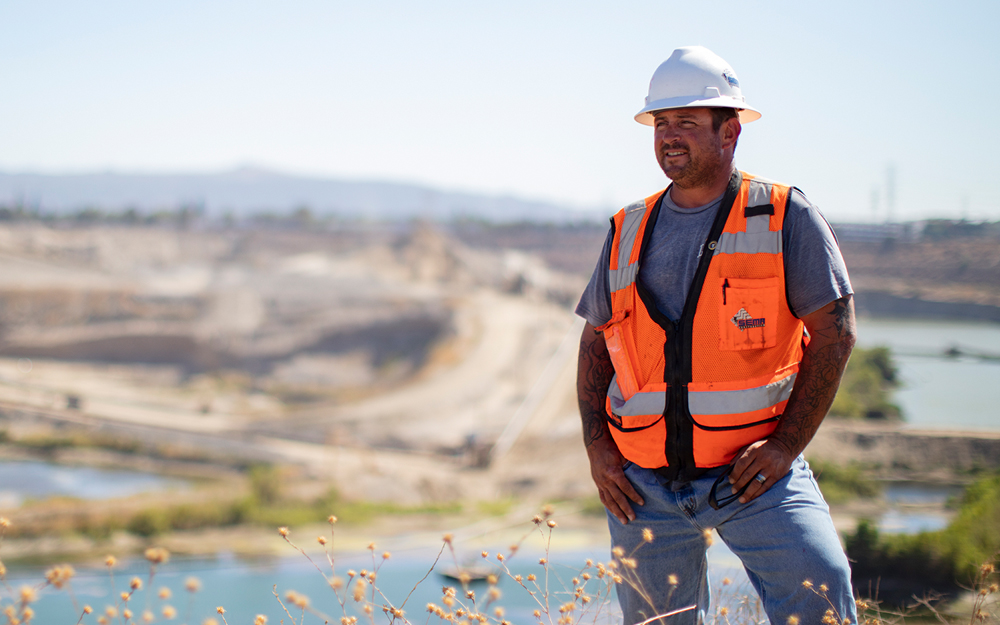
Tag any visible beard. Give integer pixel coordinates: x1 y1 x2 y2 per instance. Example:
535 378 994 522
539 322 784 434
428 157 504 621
657 136 725 189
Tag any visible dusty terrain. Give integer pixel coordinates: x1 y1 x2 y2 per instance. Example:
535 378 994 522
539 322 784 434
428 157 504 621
0 220 598 512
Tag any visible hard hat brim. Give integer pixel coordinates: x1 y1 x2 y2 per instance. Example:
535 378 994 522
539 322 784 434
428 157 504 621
634 96 761 126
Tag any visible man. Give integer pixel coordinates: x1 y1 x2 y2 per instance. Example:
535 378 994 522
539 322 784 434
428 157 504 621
576 46 857 625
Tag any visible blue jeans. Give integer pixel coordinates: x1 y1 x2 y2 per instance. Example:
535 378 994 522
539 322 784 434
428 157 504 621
608 456 856 625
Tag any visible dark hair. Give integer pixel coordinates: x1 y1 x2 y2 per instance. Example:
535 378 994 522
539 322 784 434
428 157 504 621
710 107 739 132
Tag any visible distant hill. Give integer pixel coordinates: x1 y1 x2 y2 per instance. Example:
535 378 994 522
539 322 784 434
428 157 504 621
0 167 606 223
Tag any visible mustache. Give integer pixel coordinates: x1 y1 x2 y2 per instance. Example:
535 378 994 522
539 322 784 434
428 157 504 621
659 142 688 151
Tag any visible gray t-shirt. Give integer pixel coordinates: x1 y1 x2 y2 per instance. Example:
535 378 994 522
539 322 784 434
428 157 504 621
575 184 852 327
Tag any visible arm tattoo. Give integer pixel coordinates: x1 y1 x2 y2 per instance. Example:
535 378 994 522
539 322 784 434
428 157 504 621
577 330 616 447
772 295 857 456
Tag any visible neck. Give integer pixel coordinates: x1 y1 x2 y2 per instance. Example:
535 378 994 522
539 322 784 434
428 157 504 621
668 164 736 208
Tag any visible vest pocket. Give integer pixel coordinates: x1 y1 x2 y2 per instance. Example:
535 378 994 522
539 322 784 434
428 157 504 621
718 277 779 351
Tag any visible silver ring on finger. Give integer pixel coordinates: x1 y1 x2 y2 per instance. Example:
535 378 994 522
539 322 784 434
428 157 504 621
754 472 767 484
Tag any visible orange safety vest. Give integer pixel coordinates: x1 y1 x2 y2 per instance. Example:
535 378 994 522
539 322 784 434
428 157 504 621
596 171 805 470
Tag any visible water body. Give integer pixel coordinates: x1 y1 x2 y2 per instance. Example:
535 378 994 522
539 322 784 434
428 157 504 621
0 460 187 507
11 545 772 625
877 481 962 534
855 318 1000 431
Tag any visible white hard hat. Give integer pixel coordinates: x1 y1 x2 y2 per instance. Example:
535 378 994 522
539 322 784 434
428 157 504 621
635 46 761 126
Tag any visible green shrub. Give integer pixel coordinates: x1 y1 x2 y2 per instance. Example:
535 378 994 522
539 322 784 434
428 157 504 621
845 471 1000 602
809 460 882 504
127 508 170 537
831 346 901 419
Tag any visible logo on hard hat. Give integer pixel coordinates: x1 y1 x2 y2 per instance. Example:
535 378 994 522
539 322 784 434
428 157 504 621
722 69 739 88
731 308 765 331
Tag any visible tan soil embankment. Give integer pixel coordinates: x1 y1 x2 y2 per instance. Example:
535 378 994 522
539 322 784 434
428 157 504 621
806 420 1000 480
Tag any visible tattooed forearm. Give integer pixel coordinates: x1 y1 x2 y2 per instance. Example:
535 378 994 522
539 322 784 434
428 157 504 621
577 325 616 447
771 295 857 456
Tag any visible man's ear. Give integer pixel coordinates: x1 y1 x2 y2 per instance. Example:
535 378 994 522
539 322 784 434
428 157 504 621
721 117 742 149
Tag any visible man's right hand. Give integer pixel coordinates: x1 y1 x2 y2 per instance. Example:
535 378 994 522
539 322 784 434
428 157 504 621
586 434 644 524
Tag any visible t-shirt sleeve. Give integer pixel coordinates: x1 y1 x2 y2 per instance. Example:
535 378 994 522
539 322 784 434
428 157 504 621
575 225 615 328
782 189 854 317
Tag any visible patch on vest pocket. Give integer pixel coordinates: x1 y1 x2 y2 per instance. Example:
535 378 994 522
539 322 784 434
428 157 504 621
731 307 766 331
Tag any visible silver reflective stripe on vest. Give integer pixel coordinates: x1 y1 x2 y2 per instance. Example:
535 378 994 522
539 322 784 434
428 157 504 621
607 375 666 416
609 201 647 292
714 230 782 255
748 180 773 208
609 373 796 418
688 373 797 415
712 180 782 256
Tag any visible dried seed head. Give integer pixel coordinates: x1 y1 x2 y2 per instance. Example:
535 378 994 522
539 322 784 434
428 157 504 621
159 587 172 599
611 546 624 557
19 586 37 604
541 504 554 518
382 551 391 560
328 515 338 524
353 579 367 602
489 588 501 601
442 533 453 544
185 577 202 593
45 564 76 589
278 527 289 537
539 558 547 565
84 606 93 615
527 574 536 582
787 616 800 625
142 610 154 623
162 606 177 619
130 577 143 591
216 607 226 614
719 607 729 616
668 574 678 586
496 553 504 562
330 577 344 590
317 536 328 545
0 517 9 528
547 520 557 528
487 574 498 585
367 542 376 551
722 577 732 586
532 515 543 525
144 547 170 564
254 616 268 625
642 528 654 543
123 608 133 619
105 555 118 568
802 580 813 589
481 551 489 559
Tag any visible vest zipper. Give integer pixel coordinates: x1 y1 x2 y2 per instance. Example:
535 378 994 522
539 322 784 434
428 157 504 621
722 278 729 305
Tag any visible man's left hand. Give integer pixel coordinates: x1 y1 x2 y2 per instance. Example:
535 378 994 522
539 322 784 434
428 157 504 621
728 439 796 504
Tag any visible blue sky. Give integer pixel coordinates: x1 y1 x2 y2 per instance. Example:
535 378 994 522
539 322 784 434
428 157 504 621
1 1 997 222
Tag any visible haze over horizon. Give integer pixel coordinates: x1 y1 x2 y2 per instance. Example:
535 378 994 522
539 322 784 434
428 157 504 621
1 1 997 223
